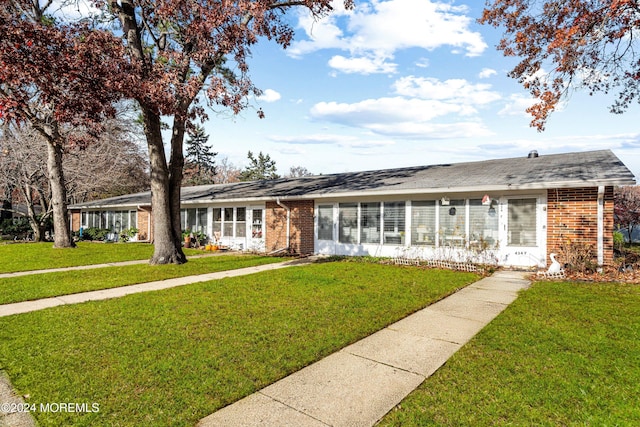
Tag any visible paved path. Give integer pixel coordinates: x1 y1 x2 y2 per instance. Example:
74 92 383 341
0 259 309 318
0 253 222 279
198 270 531 427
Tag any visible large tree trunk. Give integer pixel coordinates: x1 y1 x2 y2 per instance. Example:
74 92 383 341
46 139 75 248
143 108 186 265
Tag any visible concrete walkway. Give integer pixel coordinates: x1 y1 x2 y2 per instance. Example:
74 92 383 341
0 253 222 279
0 259 309 318
198 270 531 427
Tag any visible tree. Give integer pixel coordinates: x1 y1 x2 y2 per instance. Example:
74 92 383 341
214 157 241 184
0 0 128 247
480 1 640 130
64 110 150 203
0 124 51 241
99 0 346 264
287 166 313 178
183 125 217 186
239 151 280 181
614 186 640 241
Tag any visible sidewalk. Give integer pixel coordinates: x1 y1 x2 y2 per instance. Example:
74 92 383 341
0 253 221 279
0 259 310 318
198 270 531 427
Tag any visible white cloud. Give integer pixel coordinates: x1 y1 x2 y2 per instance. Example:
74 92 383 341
308 75 502 139
478 68 497 79
328 55 397 74
269 133 396 149
498 94 536 117
393 76 501 105
290 0 487 74
310 96 492 137
257 89 281 103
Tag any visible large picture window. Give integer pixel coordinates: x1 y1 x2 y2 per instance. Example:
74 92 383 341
383 202 405 245
508 198 537 246
211 207 252 239
360 203 380 244
439 199 466 247
469 199 499 248
180 208 208 234
339 203 358 244
318 205 334 241
411 201 435 246
82 210 136 233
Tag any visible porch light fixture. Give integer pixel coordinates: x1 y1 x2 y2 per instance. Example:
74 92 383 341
441 197 450 206
488 200 497 216
449 207 456 216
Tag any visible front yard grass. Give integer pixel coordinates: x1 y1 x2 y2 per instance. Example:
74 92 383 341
0 255 285 305
0 262 477 426
0 242 203 273
380 280 640 426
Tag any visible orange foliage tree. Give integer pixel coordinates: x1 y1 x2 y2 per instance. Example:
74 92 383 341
480 0 640 130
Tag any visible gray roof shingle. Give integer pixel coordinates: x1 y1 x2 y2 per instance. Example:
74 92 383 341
71 150 636 209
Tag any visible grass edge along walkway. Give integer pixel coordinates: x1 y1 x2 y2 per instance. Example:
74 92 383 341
0 252 221 279
0 259 306 317
0 263 479 426
198 270 531 427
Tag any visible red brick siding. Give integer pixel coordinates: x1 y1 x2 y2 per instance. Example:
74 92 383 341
265 200 315 255
70 210 81 232
547 187 614 266
137 207 152 241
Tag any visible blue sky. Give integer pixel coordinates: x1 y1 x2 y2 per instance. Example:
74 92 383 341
203 0 640 180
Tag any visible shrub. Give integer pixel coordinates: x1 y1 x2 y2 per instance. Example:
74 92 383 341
119 227 139 243
558 241 597 274
0 218 31 235
81 227 110 241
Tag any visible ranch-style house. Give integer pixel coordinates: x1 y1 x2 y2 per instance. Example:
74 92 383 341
69 149 636 269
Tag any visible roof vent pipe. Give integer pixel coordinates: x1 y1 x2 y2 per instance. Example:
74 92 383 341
528 150 539 158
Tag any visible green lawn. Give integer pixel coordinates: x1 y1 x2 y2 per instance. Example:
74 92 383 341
0 255 285 304
380 280 640 426
0 242 203 273
0 263 477 426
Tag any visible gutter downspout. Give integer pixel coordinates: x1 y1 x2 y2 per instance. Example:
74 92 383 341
597 186 604 268
268 197 290 255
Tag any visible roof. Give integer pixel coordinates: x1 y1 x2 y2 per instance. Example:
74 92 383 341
70 149 636 209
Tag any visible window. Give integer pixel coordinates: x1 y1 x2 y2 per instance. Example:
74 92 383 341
439 199 466 247
252 209 263 238
411 201 435 246
235 207 246 237
383 202 405 245
224 208 233 237
213 208 222 236
469 199 499 248
339 203 358 244
318 205 333 240
508 198 537 246
181 208 208 234
130 211 137 230
360 203 380 244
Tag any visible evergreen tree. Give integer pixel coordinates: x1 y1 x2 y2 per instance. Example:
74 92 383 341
184 125 217 185
239 151 280 181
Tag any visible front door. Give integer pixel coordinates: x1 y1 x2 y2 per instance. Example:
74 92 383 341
500 197 544 267
316 204 336 254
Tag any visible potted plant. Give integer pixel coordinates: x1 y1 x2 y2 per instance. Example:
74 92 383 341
182 229 192 248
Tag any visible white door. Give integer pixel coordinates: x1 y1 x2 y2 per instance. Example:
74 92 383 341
316 204 336 254
500 197 544 267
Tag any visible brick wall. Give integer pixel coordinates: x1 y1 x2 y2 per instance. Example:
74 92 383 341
547 186 614 266
136 207 152 242
70 210 81 232
265 200 315 255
